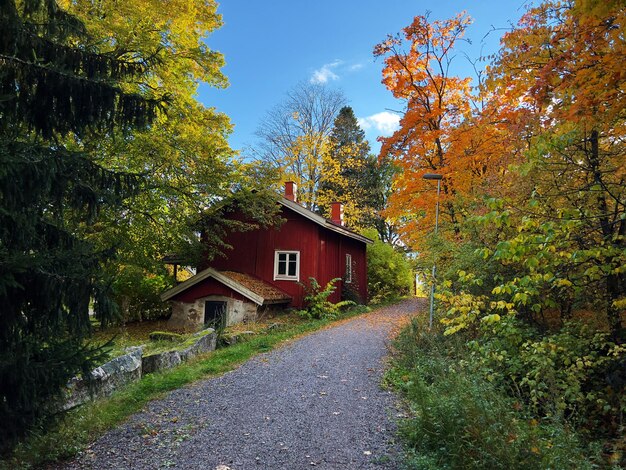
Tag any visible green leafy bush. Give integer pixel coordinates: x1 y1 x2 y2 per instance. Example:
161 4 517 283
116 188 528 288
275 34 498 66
389 318 598 469
467 317 626 433
364 229 414 302
427 204 626 460
297 278 354 320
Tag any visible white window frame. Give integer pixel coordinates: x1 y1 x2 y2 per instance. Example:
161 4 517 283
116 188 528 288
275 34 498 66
345 254 353 284
274 250 300 281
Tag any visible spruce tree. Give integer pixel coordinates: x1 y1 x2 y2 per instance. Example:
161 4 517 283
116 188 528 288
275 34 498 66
319 106 370 217
320 107 399 242
327 106 371 181
0 0 158 448
330 107 368 150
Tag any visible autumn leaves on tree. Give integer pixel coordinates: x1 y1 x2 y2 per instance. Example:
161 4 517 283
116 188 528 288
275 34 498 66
375 1 625 341
374 13 474 244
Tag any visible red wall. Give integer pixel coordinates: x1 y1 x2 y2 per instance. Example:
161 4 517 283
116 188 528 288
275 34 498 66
318 229 368 304
173 277 247 303
206 206 368 308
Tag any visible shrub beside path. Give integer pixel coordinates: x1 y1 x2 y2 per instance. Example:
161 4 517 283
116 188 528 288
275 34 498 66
61 298 424 470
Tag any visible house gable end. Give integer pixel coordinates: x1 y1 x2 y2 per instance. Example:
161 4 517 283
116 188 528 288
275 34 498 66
161 268 264 305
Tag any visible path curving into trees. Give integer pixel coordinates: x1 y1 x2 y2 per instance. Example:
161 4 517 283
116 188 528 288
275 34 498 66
60 298 424 470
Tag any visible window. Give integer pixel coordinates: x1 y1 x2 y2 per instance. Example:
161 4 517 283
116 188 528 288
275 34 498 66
345 254 352 284
274 251 300 281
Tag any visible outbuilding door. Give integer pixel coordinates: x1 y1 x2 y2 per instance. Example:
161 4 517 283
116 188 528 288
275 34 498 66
204 301 226 329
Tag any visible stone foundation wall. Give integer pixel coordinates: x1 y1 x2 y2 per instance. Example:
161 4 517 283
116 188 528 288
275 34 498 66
168 297 259 331
168 300 205 331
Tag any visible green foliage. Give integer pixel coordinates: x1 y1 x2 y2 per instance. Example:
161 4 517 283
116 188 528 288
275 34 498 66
388 318 599 469
435 195 626 336
298 277 355 320
319 107 400 240
467 317 625 433
318 106 372 228
432 205 626 455
64 0 237 280
360 155 401 244
111 267 173 323
341 281 363 305
364 229 414 302
148 331 184 342
377 2 626 465
0 0 158 450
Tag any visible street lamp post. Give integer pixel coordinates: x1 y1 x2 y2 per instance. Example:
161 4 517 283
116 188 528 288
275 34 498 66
423 173 442 329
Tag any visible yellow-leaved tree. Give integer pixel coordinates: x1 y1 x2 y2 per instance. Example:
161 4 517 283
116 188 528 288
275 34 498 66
60 0 258 320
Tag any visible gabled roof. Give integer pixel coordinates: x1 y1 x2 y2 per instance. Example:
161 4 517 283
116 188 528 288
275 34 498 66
160 268 291 306
279 197 373 244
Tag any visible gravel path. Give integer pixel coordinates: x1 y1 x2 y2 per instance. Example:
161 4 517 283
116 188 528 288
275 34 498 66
62 298 424 470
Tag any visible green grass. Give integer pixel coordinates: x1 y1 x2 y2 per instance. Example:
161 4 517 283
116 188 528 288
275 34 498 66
88 319 202 359
2 304 373 469
386 316 599 470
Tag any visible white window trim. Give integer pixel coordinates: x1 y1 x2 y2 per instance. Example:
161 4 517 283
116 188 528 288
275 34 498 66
345 254 353 284
274 250 300 281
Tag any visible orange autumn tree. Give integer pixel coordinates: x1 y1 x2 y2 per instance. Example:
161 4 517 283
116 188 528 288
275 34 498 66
374 13 475 248
381 2 626 462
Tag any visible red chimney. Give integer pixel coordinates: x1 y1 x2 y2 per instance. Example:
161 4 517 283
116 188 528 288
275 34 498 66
331 202 344 225
284 181 297 202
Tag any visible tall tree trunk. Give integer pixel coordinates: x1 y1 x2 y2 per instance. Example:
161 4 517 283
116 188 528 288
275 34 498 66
589 130 623 342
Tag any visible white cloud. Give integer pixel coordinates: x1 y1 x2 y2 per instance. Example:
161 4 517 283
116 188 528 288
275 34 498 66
310 60 343 84
358 111 400 136
349 63 364 71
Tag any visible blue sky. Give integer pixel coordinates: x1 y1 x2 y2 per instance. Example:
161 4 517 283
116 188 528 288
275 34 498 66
199 1 529 156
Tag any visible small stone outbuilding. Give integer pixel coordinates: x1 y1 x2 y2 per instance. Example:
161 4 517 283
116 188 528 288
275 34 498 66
161 268 291 331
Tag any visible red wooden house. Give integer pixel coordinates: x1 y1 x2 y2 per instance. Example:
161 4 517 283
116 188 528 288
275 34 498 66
161 182 372 330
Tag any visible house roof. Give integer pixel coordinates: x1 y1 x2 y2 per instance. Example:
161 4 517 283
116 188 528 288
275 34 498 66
220 271 292 304
160 268 292 306
279 197 373 244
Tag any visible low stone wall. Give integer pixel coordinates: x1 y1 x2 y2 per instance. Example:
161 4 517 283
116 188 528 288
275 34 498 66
141 350 182 375
62 346 143 410
180 329 218 359
63 329 216 410
220 330 256 346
